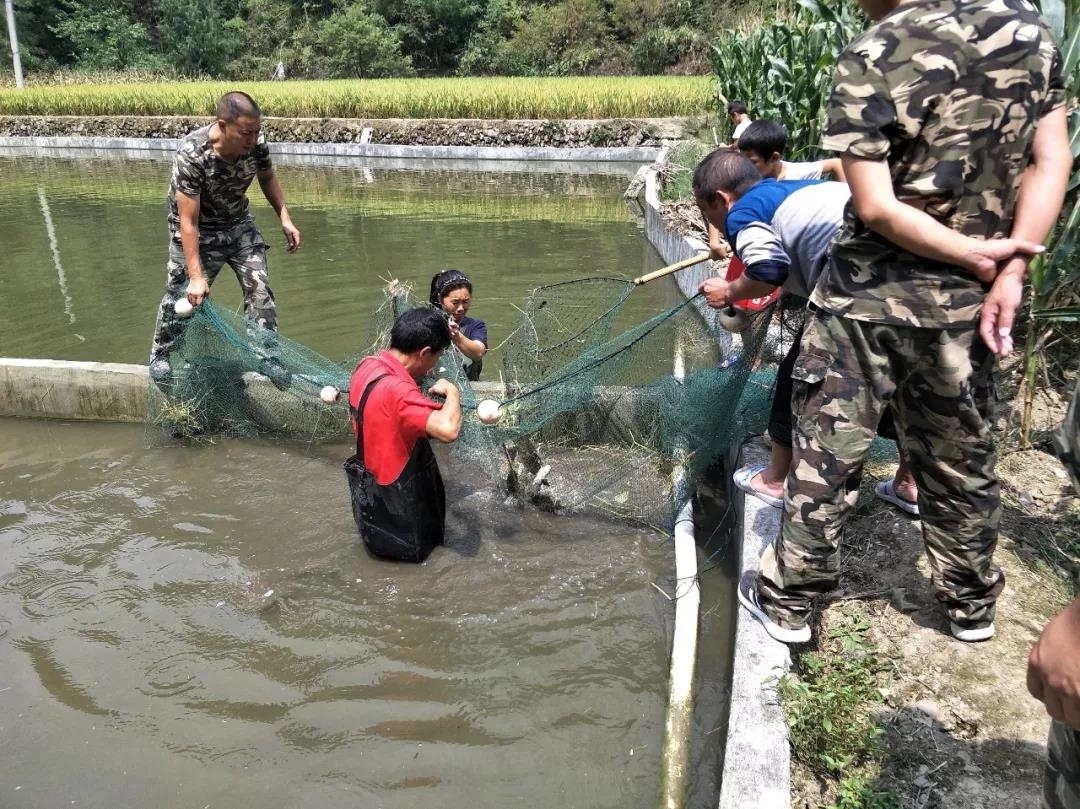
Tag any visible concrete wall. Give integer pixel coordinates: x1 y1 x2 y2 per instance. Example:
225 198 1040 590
640 168 792 809
0 358 507 424
719 448 792 809
0 136 659 176
0 358 148 422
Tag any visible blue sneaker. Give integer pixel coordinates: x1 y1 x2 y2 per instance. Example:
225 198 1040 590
717 353 741 370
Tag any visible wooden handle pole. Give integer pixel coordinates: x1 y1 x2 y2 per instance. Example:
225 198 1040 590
632 253 712 286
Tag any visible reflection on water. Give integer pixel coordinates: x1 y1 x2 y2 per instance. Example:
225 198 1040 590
0 419 681 808
0 154 677 366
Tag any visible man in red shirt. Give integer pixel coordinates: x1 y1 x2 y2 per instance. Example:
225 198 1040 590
346 307 461 562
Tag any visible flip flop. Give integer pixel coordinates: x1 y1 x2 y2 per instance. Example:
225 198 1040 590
874 479 919 516
733 463 783 509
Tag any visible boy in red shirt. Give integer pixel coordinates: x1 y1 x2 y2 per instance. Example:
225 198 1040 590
346 307 461 562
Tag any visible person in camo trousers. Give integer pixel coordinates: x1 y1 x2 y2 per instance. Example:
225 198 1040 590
1030 380 1080 808
149 90 301 381
737 0 1072 645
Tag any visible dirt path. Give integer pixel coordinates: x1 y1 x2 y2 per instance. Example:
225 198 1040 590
791 392 1079 808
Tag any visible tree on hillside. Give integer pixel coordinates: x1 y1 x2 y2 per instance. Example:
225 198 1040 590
51 0 161 72
3 0 751 80
456 0 522 75
498 0 612 75
8 0 69 73
316 3 412 78
228 0 295 77
155 0 243 77
373 0 483 75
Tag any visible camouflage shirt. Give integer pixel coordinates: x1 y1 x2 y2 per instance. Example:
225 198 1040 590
812 0 1065 328
166 124 273 231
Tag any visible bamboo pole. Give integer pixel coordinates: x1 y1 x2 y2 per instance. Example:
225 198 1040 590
633 253 711 286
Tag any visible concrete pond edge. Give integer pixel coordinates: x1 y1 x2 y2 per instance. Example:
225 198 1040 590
642 167 792 809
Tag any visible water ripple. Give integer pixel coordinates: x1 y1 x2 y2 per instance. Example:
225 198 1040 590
140 651 206 698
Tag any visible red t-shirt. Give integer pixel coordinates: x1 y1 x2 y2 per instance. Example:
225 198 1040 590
349 351 439 485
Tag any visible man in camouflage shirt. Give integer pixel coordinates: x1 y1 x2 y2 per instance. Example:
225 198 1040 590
737 0 1072 645
1030 381 1080 807
148 91 301 380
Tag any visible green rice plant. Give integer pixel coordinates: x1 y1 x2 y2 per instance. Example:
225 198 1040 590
709 0 865 158
0 76 714 120
1020 0 1080 444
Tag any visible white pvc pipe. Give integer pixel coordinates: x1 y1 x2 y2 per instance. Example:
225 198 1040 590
658 334 701 809
659 497 701 809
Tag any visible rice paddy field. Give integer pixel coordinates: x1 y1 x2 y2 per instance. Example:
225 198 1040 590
0 76 715 119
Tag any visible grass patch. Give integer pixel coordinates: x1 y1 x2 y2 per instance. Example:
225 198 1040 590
659 139 713 201
830 776 903 809
779 605 902 809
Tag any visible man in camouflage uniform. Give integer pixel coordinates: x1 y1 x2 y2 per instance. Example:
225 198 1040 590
736 0 1072 646
1030 380 1080 808
148 90 301 381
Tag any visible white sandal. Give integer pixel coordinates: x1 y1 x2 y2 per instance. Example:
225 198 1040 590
733 464 783 509
874 479 919 516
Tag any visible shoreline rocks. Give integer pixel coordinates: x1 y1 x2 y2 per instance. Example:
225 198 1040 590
0 115 692 147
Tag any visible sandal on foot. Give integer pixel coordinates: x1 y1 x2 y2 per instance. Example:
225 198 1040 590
733 464 783 509
874 479 919 516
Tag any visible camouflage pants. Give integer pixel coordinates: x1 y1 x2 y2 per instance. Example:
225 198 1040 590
757 310 1004 630
1046 721 1080 809
149 215 275 360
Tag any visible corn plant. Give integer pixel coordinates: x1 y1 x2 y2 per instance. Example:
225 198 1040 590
709 0 865 158
1021 0 1080 444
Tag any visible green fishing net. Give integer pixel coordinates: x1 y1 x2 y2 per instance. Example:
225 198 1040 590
147 279 782 530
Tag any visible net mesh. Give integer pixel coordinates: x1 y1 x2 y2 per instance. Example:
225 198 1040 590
147 279 783 531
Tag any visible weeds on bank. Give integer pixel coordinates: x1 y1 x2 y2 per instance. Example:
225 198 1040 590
830 776 902 809
1002 497 1080 596
658 140 712 201
779 605 902 809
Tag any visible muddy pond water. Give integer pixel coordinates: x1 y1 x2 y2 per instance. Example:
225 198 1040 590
0 152 734 808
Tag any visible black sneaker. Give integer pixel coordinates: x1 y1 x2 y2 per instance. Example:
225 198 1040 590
737 571 811 644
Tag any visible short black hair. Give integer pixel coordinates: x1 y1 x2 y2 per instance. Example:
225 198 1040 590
727 100 748 116
692 148 761 202
429 269 472 306
390 307 451 354
217 91 261 122
738 120 787 159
